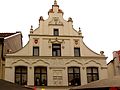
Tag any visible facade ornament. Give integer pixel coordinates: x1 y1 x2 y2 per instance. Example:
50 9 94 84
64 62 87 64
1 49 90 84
48 38 64 44
78 27 82 35
39 16 44 22
74 39 79 45
30 25 33 33
68 17 73 22
54 0 57 5
48 17 63 26
100 51 104 55
62 46 65 49
33 38 39 44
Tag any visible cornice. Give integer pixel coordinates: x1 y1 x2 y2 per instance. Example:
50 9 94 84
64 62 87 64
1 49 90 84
6 56 107 59
29 34 83 38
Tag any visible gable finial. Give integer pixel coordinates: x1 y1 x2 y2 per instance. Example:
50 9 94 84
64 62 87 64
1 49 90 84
54 0 57 5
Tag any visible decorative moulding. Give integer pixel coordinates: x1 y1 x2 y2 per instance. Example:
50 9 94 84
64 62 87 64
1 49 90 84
48 38 65 44
48 17 63 26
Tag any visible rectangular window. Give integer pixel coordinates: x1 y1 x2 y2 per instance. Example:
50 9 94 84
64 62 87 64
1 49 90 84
52 44 61 56
33 47 39 56
68 67 80 86
87 67 99 83
15 66 27 85
74 48 80 56
54 29 59 36
34 67 47 86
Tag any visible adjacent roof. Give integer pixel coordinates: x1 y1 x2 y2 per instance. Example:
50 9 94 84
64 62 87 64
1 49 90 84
70 76 120 90
0 79 32 90
0 33 16 38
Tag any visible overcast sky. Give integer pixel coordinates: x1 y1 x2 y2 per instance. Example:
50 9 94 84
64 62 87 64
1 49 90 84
0 0 120 63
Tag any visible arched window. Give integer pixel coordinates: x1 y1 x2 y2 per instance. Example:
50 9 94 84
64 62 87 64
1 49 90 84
68 67 81 86
15 66 27 85
87 67 99 83
34 67 47 86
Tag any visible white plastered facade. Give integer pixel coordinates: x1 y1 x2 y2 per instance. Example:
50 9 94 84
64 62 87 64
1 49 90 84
5 1 108 90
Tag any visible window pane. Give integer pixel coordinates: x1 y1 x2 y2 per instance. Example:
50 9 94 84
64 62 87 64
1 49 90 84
53 51 56 56
93 68 98 73
35 75 40 86
35 68 40 73
53 45 60 48
15 74 21 84
21 68 27 73
41 74 47 86
93 74 98 81
15 68 21 73
41 68 47 73
57 50 61 56
68 74 74 81
87 74 92 83
22 74 27 85
74 74 80 78
87 68 92 73
35 74 40 79
68 68 73 73
74 68 80 73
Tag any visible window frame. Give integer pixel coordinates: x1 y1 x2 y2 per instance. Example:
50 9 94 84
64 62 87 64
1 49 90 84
52 44 61 56
74 47 80 57
15 66 27 85
33 46 39 56
87 67 99 83
34 67 47 86
68 67 81 86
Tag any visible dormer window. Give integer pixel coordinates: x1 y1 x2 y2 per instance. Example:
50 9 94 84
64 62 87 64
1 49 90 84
54 29 59 36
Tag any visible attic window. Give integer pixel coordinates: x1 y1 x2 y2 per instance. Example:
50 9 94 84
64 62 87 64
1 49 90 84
74 48 80 57
33 47 39 56
53 29 59 36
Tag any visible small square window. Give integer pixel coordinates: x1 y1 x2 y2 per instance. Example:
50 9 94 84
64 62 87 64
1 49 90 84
33 47 39 56
54 29 59 36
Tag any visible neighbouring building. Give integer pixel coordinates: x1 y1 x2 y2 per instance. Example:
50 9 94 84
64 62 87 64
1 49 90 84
70 76 120 90
0 32 22 79
108 50 120 78
5 1 108 90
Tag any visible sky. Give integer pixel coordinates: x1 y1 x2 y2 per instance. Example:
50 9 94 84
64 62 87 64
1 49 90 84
0 0 120 63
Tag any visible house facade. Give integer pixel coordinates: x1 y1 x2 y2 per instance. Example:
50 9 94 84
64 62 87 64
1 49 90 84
5 1 108 90
0 32 22 79
108 50 120 78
